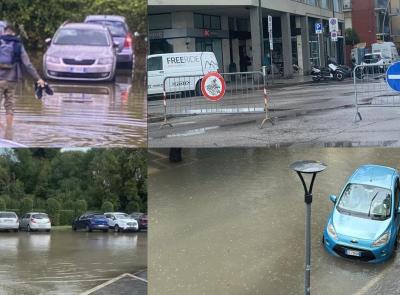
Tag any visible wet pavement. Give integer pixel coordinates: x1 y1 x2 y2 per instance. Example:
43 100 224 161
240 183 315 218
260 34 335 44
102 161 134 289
0 230 147 295
149 148 400 295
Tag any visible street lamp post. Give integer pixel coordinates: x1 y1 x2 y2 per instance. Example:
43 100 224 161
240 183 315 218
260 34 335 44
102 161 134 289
290 160 327 295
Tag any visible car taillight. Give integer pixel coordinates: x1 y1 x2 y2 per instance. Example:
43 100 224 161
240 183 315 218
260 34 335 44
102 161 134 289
30 218 36 223
124 33 132 49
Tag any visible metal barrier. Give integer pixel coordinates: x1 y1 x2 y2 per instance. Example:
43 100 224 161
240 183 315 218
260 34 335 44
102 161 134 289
160 67 272 128
353 63 398 121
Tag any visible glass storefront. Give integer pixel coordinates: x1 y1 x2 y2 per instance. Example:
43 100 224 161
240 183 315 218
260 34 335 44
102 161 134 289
195 38 223 68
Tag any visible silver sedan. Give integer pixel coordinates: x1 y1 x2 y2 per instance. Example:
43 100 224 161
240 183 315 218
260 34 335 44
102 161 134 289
43 23 117 82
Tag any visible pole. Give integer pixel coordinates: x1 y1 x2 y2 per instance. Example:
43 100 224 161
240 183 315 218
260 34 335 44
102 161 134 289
317 33 321 67
259 0 264 68
382 0 390 40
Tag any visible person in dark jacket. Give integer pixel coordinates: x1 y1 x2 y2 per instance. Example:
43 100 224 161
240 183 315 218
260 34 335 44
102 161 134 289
0 24 44 129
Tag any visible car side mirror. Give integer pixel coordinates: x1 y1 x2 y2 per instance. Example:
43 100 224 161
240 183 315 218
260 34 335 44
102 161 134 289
397 206 400 214
45 38 52 46
329 195 337 203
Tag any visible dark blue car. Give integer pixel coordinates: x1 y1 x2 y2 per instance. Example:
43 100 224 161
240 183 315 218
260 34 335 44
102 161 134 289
72 213 109 232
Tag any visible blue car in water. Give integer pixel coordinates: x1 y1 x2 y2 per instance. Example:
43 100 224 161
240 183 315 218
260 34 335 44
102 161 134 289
72 212 109 232
323 165 400 263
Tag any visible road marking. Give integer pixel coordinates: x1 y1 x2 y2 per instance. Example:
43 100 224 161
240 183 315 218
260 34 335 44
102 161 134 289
353 268 388 295
79 273 147 295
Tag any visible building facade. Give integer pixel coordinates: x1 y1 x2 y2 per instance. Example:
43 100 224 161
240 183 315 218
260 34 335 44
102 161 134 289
148 0 345 77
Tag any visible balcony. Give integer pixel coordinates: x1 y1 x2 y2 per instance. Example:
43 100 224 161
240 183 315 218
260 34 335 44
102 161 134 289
343 0 352 11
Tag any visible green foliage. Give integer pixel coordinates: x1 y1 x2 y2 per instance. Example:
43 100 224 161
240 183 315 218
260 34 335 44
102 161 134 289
345 28 360 46
0 198 5 211
101 201 114 212
74 199 88 218
0 0 147 50
20 197 33 216
60 210 75 225
0 149 147 217
46 198 61 225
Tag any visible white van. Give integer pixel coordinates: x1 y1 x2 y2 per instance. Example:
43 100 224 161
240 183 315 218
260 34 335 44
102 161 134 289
147 52 219 95
371 42 399 62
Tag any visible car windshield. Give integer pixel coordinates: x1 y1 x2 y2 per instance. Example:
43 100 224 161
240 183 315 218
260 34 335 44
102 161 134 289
92 214 105 219
364 54 381 63
32 214 48 219
337 183 392 220
0 213 16 218
87 21 126 37
115 213 129 219
54 28 109 46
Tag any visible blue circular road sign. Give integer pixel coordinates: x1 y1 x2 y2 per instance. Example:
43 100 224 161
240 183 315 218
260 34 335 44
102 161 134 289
387 62 400 91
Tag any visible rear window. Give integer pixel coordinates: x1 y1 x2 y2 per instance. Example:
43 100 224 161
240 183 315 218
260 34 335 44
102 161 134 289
32 214 48 219
54 28 110 46
115 213 129 219
0 213 17 218
92 214 105 218
86 20 127 37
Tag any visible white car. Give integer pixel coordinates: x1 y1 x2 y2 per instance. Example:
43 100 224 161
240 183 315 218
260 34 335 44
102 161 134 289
0 211 19 232
19 212 51 232
104 212 139 232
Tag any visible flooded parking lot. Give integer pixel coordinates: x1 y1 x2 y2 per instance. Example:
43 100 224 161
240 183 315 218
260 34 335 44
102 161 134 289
0 70 146 147
149 148 400 295
0 230 147 295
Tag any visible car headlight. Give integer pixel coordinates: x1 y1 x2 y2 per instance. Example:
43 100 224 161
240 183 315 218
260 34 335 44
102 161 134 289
98 57 114 65
46 56 60 64
327 223 338 240
372 231 390 247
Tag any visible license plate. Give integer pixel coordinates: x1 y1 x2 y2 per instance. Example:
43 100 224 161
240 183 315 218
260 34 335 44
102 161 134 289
345 249 361 257
70 67 86 73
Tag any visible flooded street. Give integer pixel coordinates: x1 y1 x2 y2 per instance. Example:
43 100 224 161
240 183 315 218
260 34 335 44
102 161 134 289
0 51 147 147
149 148 400 295
0 231 147 294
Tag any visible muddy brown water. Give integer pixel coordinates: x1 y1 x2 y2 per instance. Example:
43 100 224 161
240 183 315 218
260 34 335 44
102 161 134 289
0 230 147 295
149 148 400 295
0 51 146 147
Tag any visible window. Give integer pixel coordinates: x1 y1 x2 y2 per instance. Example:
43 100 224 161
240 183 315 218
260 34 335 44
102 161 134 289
194 13 221 30
319 0 329 9
149 14 172 30
148 56 163 71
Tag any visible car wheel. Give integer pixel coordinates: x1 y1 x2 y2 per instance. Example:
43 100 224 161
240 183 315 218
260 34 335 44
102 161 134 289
13 229 18 233
103 229 109 233
46 229 50 233
73 225 77 231
195 80 202 96
321 235 325 245
27 225 32 232
86 225 92 232
114 225 120 233
395 233 400 250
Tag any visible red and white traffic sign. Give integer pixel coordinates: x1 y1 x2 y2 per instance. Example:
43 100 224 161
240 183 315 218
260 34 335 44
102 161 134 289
201 72 226 101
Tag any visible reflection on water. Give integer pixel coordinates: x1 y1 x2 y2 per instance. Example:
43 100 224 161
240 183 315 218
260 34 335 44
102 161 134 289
149 148 399 295
0 69 146 147
0 231 147 295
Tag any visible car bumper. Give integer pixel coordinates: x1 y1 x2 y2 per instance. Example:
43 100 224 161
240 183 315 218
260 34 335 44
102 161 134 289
45 62 115 81
117 49 133 63
0 223 19 230
30 223 51 230
119 224 139 231
323 231 393 263
91 224 109 230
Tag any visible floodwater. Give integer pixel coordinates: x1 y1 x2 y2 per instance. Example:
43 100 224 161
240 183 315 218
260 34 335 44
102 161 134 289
0 51 147 147
149 148 400 295
0 231 147 294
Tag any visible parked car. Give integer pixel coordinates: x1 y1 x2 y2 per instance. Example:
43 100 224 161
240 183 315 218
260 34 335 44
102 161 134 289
104 212 139 232
0 21 7 35
147 51 219 96
0 211 19 232
19 212 51 232
130 212 148 231
323 165 400 263
72 212 109 232
43 22 117 82
84 15 134 68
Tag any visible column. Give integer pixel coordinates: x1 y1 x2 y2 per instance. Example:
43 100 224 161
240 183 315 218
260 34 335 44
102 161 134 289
281 12 293 77
300 16 311 74
249 6 262 71
319 18 326 67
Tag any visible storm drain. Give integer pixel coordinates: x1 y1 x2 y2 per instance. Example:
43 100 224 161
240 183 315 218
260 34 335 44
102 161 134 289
80 272 147 295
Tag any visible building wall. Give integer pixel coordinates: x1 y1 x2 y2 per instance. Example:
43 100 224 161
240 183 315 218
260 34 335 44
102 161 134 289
351 0 376 47
391 0 400 46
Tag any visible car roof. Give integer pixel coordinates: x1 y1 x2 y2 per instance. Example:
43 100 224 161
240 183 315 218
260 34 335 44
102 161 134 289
62 22 108 30
0 211 17 214
28 212 48 215
104 212 127 215
349 165 397 189
148 52 214 59
85 15 126 22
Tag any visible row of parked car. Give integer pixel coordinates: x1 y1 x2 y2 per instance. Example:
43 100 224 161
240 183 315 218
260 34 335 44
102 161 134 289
0 211 147 233
1 15 136 82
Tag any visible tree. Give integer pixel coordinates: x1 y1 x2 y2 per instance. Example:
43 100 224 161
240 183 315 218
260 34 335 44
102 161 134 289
46 198 61 225
101 201 114 212
74 199 87 218
20 197 33 216
345 28 360 46
0 198 5 211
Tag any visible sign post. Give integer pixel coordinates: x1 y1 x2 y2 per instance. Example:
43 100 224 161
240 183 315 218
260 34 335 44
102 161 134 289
315 23 322 67
200 72 226 101
268 15 274 82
